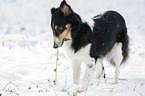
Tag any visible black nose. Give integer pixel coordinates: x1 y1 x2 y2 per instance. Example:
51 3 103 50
53 44 59 48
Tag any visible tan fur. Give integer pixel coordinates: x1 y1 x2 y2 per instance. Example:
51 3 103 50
55 26 58 30
57 24 72 45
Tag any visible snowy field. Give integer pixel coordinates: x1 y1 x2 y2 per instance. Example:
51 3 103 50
0 0 145 96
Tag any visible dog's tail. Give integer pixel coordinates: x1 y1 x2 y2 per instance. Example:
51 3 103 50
119 27 129 63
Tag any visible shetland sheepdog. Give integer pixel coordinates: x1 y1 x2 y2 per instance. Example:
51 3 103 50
50 0 129 91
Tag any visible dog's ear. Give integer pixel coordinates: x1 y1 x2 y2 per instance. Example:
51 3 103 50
59 0 72 16
51 8 58 15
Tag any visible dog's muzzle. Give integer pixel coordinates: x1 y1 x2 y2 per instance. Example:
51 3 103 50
53 42 61 49
53 38 71 49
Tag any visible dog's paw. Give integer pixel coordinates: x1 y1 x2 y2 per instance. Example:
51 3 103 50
68 85 80 96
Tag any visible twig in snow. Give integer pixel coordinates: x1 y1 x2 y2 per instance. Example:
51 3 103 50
1 81 19 95
30 82 50 92
140 83 144 87
119 78 128 81
53 49 59 85
133 83 143 96
2 81 19 91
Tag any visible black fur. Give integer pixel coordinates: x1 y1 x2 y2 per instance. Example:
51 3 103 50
90 11 129 63
51 0 129 63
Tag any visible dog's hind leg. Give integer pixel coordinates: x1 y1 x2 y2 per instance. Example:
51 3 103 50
114 43 123 84
72 60 81 85
81 58 102 91
109 43 123 84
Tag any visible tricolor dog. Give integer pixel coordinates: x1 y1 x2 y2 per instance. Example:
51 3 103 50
50 0 129 91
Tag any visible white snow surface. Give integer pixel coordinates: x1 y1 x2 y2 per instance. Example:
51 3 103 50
0 0 145 96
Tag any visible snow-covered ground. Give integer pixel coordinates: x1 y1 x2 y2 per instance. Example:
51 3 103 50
0 0 145 96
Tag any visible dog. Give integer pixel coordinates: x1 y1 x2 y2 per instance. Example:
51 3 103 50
50 0 129 91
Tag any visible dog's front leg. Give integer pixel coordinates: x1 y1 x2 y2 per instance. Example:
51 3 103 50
81 58 102 91
72 60 81 85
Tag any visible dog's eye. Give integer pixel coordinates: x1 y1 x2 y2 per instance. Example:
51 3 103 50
55 27 63 34
57 27 63 32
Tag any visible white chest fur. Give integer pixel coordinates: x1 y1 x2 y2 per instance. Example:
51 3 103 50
63 40 92 63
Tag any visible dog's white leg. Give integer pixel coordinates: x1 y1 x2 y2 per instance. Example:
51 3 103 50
72 60 81 85
112 43 123 84
81 58 102 90
115 63 120 84
96 59 104 79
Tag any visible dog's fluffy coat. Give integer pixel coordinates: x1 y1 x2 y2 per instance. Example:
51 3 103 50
51 0 129 90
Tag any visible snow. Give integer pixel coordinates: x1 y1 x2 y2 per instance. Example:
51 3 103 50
0 0 145 96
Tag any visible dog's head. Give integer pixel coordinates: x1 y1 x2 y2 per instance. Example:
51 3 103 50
51 0 74 48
